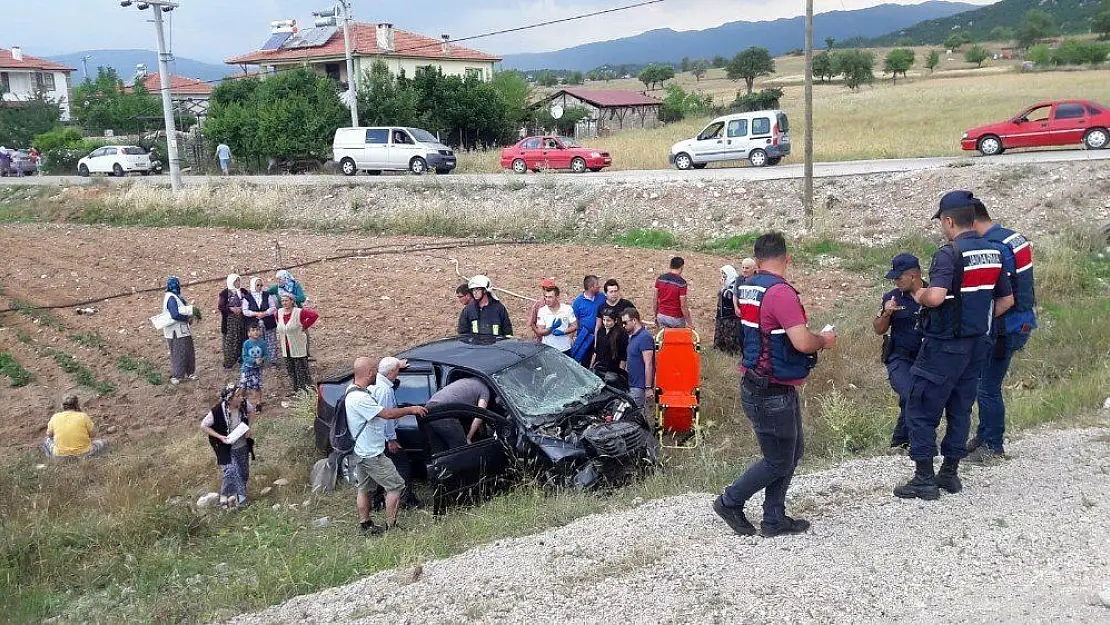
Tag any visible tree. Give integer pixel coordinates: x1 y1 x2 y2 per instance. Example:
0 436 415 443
1016 9 1059 49
638 65 659 90
711 55 728 68
490 70 532 130
658 64 676 86
883 48 915 84
71 67 162 135
1052 39 1110 65
1027 44 1053 66
564 70 584 85
835 49 875 91
354 61 420 127
726 47 775 95
680 57 692 72
813 51 835 83
1094 10 1110 41
989 27 1015 42
536 71 559 87
825 37 836 51
925 50 941 72
691 59 709 82
0 92 61 147
944 32 969 51
964 44 990 68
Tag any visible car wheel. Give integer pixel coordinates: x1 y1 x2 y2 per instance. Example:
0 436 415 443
511 158 527 174
977 135 1003 156
1083 128 1109 150
570 157 587 173
409 157 427 175
340 157 358 176
674 152 693 170
112 163 124 177
78 164 90 177
748 149 768 168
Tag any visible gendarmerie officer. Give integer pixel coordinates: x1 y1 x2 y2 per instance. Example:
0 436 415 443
872 253 925 449
965 198 1037 463
895 191 1014 500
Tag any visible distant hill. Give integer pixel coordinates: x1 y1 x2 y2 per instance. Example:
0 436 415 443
48 49 230 83
857 0 1103 46
501 1 977 71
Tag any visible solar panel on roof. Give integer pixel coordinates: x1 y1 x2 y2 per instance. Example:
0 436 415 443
260 32 293 51
284 26 337 49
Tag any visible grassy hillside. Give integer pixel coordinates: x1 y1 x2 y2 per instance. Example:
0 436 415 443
857 0 1103 46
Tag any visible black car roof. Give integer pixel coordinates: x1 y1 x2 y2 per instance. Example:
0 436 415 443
398 336 545 373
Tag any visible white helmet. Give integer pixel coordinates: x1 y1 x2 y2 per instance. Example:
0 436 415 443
468 275 492 290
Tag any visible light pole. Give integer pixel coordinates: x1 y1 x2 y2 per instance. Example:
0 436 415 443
120 0 182 191
803 0 814 229
81 55 93 82
315 1 358 127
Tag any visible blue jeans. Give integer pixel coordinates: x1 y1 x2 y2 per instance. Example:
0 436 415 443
906 336 990 462
975 333 1029 453
723 384 803 526
886 355 915 445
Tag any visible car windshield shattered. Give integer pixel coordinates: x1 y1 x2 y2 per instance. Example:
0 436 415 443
492 350 604 423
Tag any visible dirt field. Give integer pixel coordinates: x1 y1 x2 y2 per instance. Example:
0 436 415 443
0 223 867 449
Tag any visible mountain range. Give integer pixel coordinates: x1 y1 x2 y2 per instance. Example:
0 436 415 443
501 1 979 71
47 49 230 83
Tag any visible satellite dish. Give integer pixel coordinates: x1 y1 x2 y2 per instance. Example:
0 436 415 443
550 103 564 120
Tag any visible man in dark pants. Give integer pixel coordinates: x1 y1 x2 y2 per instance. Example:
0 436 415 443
966 201 1037 464
872 253 925 449
713 233 838 537
895 191 1014 500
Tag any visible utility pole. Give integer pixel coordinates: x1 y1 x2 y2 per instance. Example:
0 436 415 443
81 55 92 82
120 0 182 192
803 0 814 229
316 1 358 126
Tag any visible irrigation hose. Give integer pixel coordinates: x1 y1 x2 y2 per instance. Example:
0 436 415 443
441 256 533 302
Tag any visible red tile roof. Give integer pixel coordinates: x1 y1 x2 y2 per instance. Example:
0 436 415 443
0 48 74 72
552 87 662 108
227 23 501 65
128 73 214 96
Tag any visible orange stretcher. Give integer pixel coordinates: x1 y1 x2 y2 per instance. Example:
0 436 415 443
653 328 702 449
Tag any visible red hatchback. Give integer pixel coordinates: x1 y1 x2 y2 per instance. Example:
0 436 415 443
500 136 612 173
962 100 1110 156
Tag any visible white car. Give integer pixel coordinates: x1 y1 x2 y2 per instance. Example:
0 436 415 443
77 145 153 177
333 127 456 176
670 109 791 170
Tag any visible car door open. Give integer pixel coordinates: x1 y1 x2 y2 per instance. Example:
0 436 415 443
421 404 512 515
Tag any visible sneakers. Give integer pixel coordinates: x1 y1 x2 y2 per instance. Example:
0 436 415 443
187 374 198 381
359 519 385 536
964 446 1006 465
894 474 940 500
712 496 756 536
935 461 962 494
760 516 811 538
171 377 181 385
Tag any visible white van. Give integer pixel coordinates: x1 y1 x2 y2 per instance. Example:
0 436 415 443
333 127 457 176
669 110 790 170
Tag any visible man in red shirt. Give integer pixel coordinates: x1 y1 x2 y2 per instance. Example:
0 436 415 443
713 233 837 538
654 257 693 329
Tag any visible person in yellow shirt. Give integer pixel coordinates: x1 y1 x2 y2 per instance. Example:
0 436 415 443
42 395 108 458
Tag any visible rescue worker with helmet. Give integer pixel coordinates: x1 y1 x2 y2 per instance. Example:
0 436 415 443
895 191 1013 501
873 253 926 449
965 200 1037 464
457 275 514 337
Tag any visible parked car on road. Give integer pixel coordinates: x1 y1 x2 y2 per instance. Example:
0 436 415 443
670 109 791 170
1 149 38 176
333 126 456 176
314 336 659 513
500 136 612 174
962 100 1110 156
77 145 153 177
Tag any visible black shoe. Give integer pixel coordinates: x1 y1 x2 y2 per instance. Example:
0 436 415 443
964 446 1006 465
936 460 962 494
894 474 940 500
712 496 756 536
359 519 385 536
965 437 981 453
760 516 811 538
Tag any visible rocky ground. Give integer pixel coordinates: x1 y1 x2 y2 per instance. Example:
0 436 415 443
227 424 1110 625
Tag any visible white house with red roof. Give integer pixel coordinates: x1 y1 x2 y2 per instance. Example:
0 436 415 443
126 71 215 120
542 87 664 137
226 22 500 85
1 47 75 121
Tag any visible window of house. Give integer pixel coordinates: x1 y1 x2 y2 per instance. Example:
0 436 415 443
465 67 483 80
0 72 9 93
324 63 341 82
33 72 56 92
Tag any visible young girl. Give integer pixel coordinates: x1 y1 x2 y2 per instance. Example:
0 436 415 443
275 291 318 395
592 311 629 390
240 324 267 410
201 385 254 509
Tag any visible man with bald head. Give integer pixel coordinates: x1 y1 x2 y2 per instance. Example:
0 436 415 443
346 356 427 535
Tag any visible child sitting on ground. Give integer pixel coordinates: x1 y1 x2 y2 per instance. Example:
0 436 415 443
240 323 267 411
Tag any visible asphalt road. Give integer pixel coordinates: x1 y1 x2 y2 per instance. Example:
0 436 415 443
4 148 1109 188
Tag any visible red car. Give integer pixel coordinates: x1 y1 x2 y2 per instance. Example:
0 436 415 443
961 100 1110 156
499 136 612 174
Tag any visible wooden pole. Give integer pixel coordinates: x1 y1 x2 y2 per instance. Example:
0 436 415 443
804 0 815 230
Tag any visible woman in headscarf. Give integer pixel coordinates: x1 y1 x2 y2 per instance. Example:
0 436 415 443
275 290 318 394
218 274 248 370
266 270 307 305
201 384 255 509
241 277 278 365
713 264 743 354
162 276 197 384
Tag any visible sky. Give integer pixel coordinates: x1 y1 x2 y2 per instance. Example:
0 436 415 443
2 0 996 62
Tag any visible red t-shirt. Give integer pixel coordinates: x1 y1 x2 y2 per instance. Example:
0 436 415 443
740 272 808 386
654 273 688 318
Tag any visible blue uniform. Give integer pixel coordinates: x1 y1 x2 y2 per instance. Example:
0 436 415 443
975 224 1037 453
880 288 924 446
907 232 1011 462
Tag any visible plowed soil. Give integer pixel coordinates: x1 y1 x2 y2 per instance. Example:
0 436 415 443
0 223 866 448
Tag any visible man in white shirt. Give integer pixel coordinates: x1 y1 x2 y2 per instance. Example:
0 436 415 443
536 286 578 355
370 356 422 509
346 356 426 535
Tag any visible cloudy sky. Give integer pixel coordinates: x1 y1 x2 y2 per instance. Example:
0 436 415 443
4 0 994 62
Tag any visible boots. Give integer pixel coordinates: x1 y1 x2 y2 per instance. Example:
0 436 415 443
894 459 940 500
935 458 962 494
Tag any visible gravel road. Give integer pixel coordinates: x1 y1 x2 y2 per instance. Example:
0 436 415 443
227 424 1110 625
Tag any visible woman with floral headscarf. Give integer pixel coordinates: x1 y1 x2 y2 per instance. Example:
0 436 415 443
201 384 255 509
241 277 278 364
713 264 743 355
266 270 307 306
218 274 248 370
162 276 198 384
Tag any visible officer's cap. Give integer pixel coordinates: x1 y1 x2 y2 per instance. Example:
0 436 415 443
885 253 921 279
934 190 987 219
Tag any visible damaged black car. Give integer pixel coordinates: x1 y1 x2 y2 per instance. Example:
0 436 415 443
314 336 660 512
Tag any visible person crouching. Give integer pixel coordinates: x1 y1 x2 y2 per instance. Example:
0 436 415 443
201 385 255 509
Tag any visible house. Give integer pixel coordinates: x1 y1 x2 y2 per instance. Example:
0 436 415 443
226 22 500 85
0 47 75 121
540 88 664 138
126 71 214 119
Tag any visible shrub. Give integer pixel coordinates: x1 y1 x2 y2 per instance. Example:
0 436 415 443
730 87 784 113
1051 39 1110 66
660 85 715 122
1027 44 1053 67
